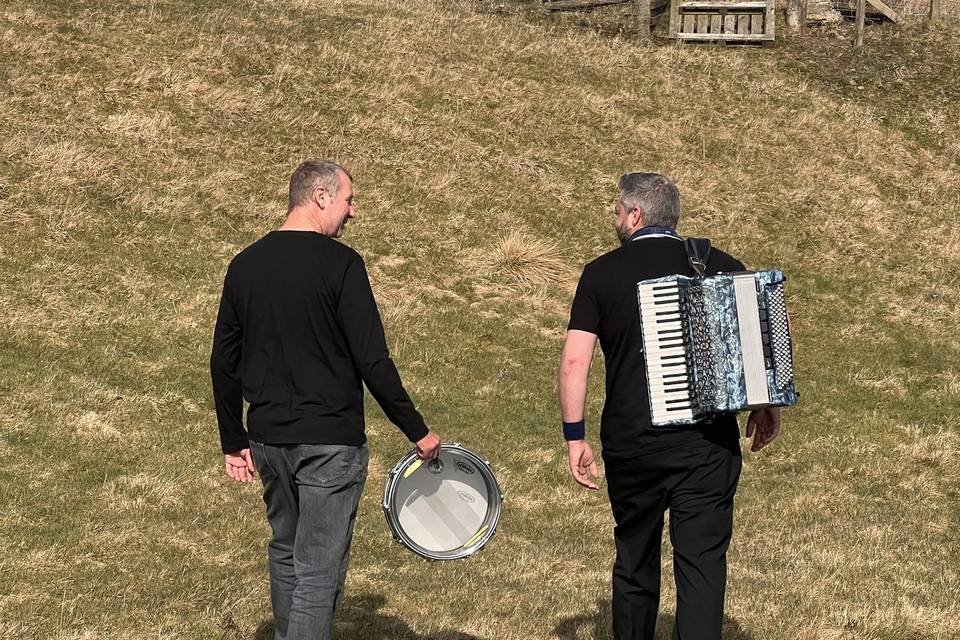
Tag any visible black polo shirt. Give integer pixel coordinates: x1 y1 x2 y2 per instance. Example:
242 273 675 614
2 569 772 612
568 235 746 454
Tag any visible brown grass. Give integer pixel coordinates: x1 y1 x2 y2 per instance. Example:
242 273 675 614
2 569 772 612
0 0 958 638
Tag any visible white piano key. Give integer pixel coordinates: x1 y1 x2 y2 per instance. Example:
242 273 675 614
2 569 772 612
639 295 679 304
650 392 690 401
646 363 688 372
661 409 694 420
649 381 690 391
647 346 686 357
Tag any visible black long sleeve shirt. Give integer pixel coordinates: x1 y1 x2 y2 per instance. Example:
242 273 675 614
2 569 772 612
210 231 428 453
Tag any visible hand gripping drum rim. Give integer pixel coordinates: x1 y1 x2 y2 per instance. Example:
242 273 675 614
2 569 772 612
382 443 502 561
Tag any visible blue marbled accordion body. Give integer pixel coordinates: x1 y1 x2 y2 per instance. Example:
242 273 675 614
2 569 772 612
636 270 798 426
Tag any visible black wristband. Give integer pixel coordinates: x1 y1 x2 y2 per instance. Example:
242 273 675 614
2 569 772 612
562 420 586 441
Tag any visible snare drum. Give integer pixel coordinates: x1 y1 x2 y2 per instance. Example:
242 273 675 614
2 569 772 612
382 443 502 560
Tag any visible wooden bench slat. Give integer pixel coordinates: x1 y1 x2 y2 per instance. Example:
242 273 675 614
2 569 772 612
679 1 767 8
677 31 767 39
544 0 630 10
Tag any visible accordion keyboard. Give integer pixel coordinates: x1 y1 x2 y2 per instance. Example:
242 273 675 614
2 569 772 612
638 281 694 423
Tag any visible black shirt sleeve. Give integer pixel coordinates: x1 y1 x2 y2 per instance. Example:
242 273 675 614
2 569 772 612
210 270 248 454
337 257 429 443
568 263 600 335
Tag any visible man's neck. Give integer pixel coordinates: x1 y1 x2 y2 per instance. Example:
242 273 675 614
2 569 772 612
280 208 327 235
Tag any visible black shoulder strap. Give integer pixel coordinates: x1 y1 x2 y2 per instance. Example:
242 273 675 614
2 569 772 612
683 238 711 277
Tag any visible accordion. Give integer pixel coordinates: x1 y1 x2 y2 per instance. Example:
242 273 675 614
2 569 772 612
637 270 798 426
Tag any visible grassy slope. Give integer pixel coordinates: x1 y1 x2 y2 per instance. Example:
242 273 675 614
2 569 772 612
1 1 958 637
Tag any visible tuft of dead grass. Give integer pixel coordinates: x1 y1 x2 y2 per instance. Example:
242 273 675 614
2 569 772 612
465 230 571 289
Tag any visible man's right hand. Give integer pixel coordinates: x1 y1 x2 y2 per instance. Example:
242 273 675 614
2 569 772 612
224 449 256 483
415 431 441 459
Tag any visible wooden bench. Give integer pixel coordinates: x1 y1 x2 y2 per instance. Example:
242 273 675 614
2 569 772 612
669 0 775 42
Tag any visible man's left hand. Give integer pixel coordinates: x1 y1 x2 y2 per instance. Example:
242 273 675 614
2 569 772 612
745 408 781 452
225 449 256 483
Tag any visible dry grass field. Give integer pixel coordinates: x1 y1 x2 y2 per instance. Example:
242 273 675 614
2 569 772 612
1 0 959 638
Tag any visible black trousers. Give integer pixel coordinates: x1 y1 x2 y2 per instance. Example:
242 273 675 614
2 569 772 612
604 437 742 640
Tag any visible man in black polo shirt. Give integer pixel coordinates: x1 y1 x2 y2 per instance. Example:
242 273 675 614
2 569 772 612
211 160 440 640
558 172 781 640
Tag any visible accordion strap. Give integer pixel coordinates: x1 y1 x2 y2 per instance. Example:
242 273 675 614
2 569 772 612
684 238 711 277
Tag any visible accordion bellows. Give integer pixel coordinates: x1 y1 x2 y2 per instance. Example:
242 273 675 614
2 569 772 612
637 270 798 426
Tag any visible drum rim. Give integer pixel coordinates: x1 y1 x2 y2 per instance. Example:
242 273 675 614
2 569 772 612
382 443 502 561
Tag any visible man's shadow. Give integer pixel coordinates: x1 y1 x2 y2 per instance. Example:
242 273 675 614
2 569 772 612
554 599 753 640
253 593 483 640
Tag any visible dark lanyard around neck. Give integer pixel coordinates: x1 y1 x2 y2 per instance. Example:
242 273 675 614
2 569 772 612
627 226 680 243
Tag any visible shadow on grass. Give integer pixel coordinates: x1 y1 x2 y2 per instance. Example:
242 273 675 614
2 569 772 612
253 593 484 640
554 599 753 640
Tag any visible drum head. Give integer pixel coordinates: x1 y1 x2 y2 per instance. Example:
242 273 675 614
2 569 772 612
382 444 502 561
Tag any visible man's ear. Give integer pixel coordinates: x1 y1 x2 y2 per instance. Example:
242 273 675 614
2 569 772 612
312 186 328 210
631 206 645 228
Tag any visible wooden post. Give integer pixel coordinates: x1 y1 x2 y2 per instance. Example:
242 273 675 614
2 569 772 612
854 0 866 48
930 0 941 21
635 0 651 38
669 0 680 38
765 0 776 39
799 0 808 34
786 0 800 30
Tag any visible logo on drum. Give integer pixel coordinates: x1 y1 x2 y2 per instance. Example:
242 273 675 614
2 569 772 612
455 460 475 474
457 490 476 504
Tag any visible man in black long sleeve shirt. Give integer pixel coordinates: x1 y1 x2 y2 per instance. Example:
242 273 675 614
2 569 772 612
211 160 440 640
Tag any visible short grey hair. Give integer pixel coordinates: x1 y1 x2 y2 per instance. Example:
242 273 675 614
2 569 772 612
287 160 351 212
617 172 681 229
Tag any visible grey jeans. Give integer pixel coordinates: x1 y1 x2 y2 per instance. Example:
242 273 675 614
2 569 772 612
250 441 369 640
